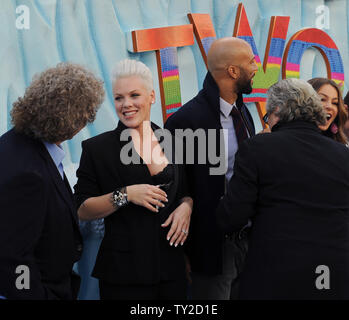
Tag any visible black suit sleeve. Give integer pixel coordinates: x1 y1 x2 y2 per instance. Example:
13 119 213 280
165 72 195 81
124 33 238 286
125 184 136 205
177 163 190 200
0 172 48 299
74 141 101 209
165 114 195 200
216 140 258 234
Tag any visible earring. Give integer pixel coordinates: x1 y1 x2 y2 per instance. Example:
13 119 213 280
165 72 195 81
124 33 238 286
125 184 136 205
330 123 338 134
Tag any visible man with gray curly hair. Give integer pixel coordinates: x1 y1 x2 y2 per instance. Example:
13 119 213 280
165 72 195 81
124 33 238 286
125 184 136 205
264 78 327 129
216 78 349 299
0 63 105 299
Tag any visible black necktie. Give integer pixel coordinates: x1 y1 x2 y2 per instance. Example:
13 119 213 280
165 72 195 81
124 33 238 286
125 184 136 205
230 106 248 147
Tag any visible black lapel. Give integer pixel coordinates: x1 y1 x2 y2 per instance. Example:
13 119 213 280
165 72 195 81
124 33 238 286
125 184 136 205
113 121 152 186
202 72 222 126
114 121 178 187
36 141 79 226
63 173 79 226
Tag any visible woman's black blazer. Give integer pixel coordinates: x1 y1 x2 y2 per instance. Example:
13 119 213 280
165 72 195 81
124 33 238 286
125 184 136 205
74 121 188 285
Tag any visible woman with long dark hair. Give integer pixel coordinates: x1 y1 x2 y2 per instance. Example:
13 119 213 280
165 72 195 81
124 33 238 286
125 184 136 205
308 78 348 145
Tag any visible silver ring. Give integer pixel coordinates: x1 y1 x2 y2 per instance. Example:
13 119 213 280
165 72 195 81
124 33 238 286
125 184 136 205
181 229 188 235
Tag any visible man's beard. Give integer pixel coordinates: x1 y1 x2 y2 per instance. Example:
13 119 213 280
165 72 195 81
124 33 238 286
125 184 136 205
236 68 253 94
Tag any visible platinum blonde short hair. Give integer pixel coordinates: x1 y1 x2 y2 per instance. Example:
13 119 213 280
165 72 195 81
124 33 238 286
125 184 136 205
111 59 154 92
266 78 326 126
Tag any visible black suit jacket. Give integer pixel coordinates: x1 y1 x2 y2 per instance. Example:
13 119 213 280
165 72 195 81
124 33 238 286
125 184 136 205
216 121 349 299
164 72 255 275
0 129 82 300
74 121 188 285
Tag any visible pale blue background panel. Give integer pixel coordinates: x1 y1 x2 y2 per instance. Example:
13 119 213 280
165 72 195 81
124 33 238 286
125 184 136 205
1 0 348 299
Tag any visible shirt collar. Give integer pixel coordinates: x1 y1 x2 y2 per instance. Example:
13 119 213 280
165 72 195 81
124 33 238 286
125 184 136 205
43 141 65 168
220 97 236 119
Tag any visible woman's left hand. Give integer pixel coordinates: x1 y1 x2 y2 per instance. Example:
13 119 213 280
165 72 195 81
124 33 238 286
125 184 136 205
161 197 193 247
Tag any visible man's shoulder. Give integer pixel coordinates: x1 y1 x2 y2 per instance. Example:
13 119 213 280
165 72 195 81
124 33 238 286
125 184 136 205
165 91 216 129
169 95 201 117
0 128 27 146
242 131 285 152
0 130 49 180
251 131 277 140
0 129 43 158
322 135 349 157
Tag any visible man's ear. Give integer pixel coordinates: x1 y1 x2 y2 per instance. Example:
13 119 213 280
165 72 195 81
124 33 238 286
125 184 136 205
227 65 239 80
150 90 155 104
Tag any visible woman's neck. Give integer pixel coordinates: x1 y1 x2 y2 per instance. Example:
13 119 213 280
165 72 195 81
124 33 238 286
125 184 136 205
131 120 152 141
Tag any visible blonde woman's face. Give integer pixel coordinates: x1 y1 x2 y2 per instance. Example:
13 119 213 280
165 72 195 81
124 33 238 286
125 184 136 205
113 76 154 129
317 84 339 131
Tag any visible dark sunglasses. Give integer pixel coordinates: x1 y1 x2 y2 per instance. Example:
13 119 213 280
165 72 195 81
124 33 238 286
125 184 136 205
263 113 269 124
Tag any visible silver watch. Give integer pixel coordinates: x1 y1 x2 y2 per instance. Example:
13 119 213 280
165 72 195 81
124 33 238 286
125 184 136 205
111 187 128 208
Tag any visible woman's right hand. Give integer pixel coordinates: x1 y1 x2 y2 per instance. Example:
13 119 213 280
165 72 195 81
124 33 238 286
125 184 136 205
126 184 168 213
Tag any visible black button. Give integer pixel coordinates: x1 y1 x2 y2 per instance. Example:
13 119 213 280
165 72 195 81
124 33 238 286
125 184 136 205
76 244 83 252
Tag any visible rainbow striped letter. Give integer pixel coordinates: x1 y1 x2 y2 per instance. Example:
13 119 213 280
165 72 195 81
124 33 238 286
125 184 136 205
130 25 194 123
282 28 345 90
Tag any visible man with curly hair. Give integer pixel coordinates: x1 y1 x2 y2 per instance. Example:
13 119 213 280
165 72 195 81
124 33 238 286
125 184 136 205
0 63 105 299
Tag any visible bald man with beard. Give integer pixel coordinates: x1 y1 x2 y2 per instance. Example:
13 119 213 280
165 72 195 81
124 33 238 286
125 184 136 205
165 37 258 299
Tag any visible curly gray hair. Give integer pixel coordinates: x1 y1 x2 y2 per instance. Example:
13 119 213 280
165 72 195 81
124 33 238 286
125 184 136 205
266 78 326 126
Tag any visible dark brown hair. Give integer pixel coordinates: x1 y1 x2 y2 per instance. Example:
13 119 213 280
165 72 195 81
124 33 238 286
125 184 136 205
11 62 105 143
344 91 349 107
308 77 348 144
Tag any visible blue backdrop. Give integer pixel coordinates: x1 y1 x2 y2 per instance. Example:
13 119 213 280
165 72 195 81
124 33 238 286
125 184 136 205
1 0 348 299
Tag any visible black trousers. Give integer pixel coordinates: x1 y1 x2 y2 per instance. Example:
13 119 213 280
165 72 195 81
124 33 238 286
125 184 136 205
99 279 187 300
191 231 249 300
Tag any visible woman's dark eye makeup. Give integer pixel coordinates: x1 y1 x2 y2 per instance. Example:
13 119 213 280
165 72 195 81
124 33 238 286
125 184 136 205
321 97 338 106
114 92 140 100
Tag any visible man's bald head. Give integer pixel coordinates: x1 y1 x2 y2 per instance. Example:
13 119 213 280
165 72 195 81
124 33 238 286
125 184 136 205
207 37 253 75
206 37 258 103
